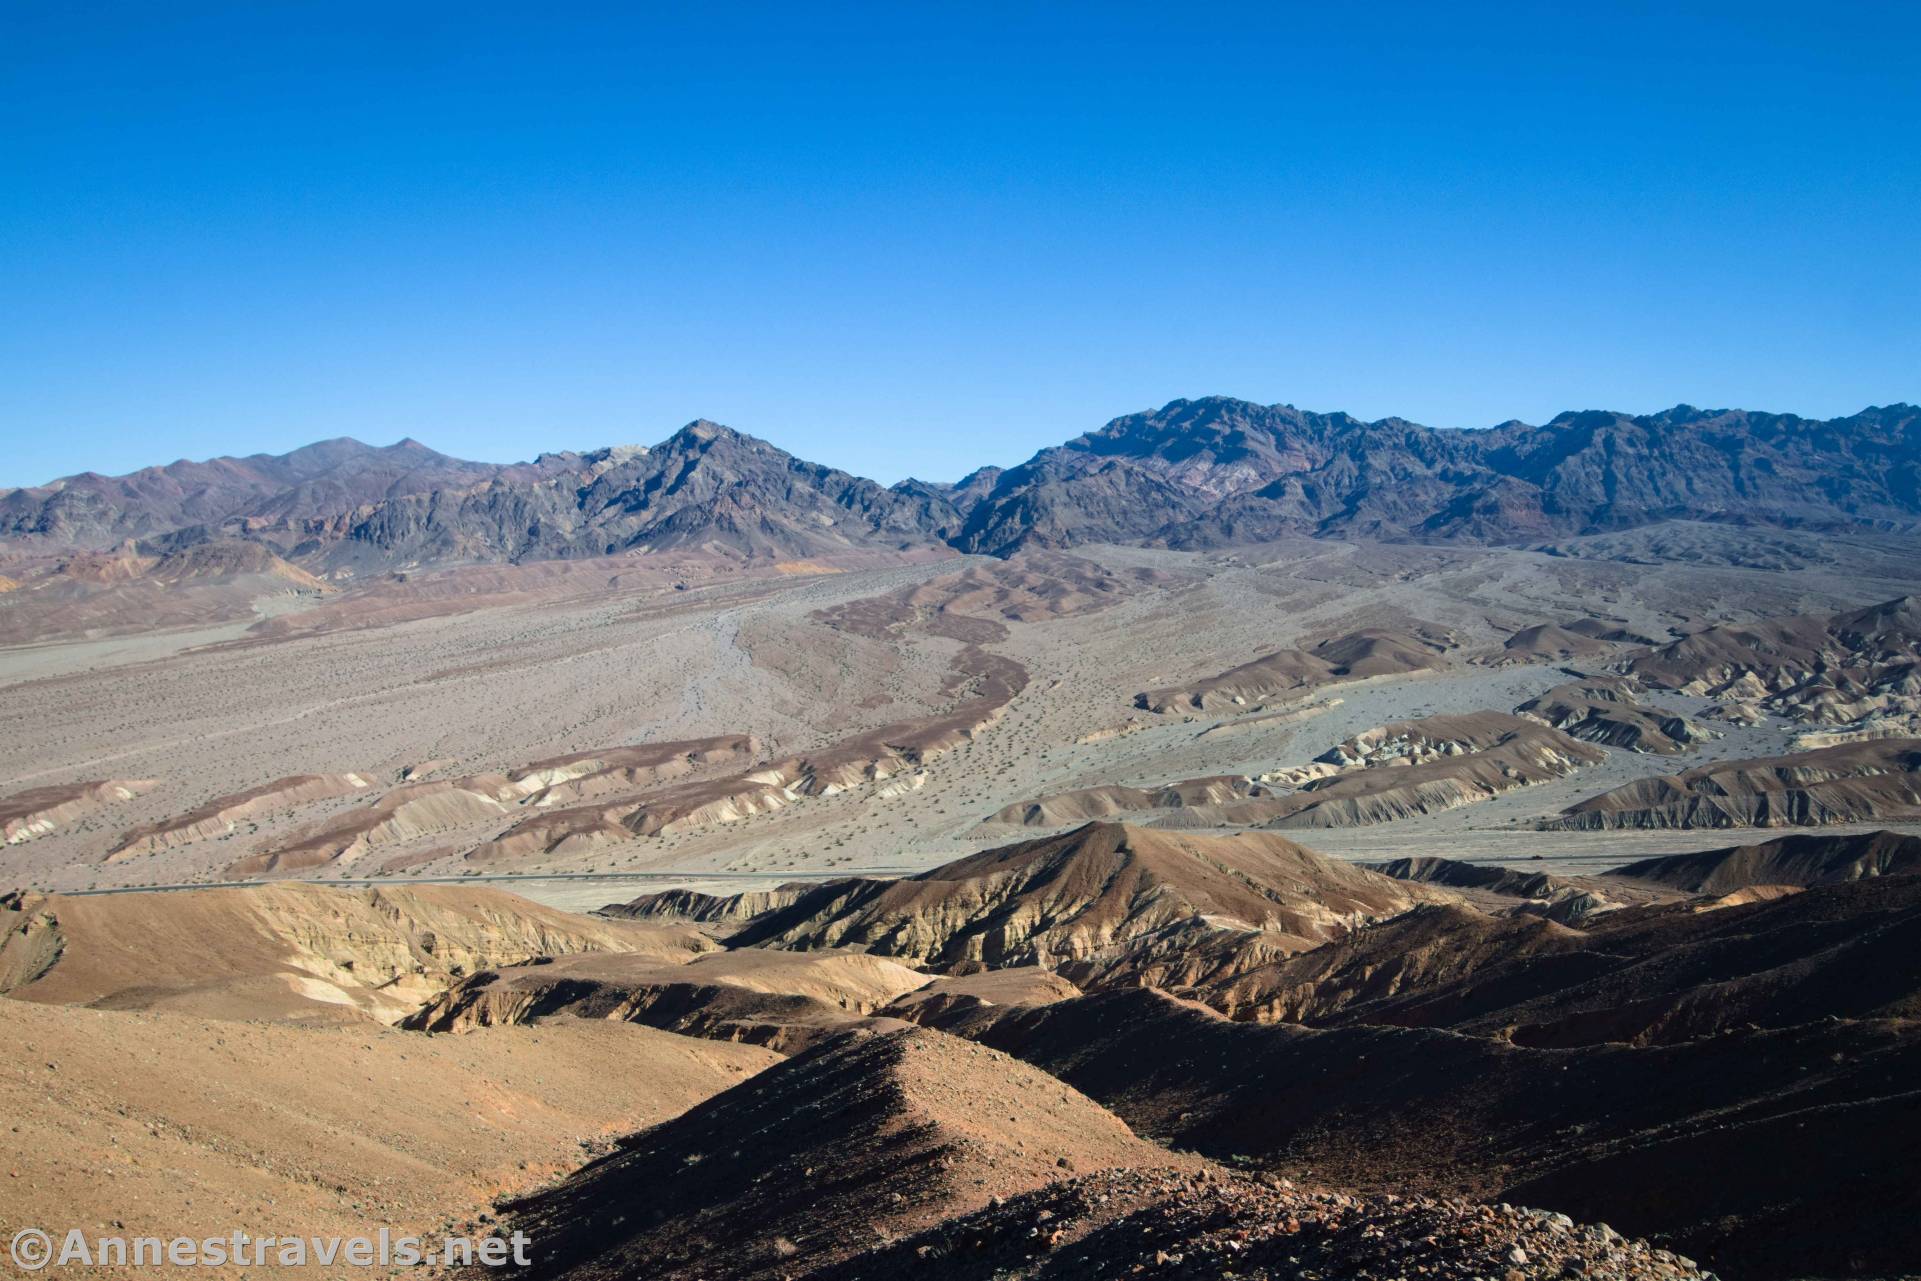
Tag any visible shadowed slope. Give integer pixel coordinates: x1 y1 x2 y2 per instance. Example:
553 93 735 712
929 985 1921 1280
493 1025 1196 1281
1609 829 1921 891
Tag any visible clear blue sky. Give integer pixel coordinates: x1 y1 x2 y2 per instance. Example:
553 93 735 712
3 2 1916 488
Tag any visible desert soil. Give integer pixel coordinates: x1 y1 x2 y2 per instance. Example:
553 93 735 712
4 528 1920 899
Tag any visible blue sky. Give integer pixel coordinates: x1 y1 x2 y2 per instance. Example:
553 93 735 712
3 2 1916 487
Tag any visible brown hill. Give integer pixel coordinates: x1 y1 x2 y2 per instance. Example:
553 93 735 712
229 778 517 875
0 539 336 644
1061 906 1591 1025
1363 854 1664 921
490 1025 1198 1281
879 966 1082 1024
1 883 710 1024
1490 618 1655 664
1542 737 1921 829
465 652 1022 868
992 714 1603 833
1608 828 1921 892
728 822 1442 967
144 539 330 589
0 997 774 1278
813 551 1176 644
984 775 1263 828
224 735 763 875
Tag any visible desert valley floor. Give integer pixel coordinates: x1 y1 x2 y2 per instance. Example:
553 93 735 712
8 524 1921 899
6 522 1921 1280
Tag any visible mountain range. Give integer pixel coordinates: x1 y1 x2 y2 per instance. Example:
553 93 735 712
4 397 1916 571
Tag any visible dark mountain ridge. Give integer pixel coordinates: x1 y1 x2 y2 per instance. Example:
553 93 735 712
6 397 1915 569
957 397 1921 554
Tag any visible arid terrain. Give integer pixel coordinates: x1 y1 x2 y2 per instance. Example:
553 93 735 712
5 406 1921 1278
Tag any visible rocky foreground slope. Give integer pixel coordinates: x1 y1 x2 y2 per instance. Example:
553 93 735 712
486 1026 1715 1281
921 986 1918 1281
819 1166 1713 1281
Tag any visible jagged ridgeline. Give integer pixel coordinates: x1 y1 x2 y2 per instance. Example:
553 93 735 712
5 399 1917 570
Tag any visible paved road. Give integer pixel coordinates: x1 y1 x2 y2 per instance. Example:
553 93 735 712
61 867 914 896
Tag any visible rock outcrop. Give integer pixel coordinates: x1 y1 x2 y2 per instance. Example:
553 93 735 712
1542 738 1921 830
601 885 814 928
1490 618 1656 664
1623 595 1921 730
2 779 160 845
1168 714 1607 829
727 822 1442 968
1514 675 1716 755
984 776 1265 827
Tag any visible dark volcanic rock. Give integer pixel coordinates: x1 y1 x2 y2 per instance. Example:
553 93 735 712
12 398 1917 565
0 437 539 548
954 397 1921 554
326 421 953 566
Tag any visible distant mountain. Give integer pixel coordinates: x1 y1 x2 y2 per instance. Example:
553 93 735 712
955 397 1921 554
5 398 1916 569
2 422 961 569
320 421 954 566
0 437 557 548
